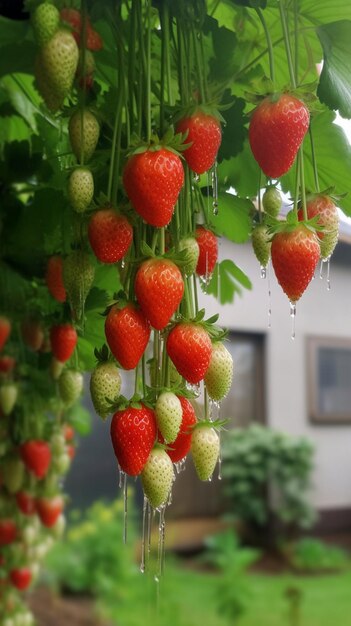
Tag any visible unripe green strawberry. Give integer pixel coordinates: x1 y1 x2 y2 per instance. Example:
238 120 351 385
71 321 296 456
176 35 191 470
63 250 95 320
262 186 282 218
50 357 64 380
69 109 100 163
52 451 71 474
68 167 94 213
2 458 25 494
41 29 79 99
35 53 64 111
191 424 220 481
204 342 233 401
32 3 60 47
155 392 182 443
141 447 174 509
90 361 121 420
58 369 83 407
0 383 18 416
179 237 200 276
251 224 271 267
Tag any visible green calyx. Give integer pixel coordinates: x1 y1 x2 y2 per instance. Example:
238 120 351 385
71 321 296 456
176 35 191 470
167 309 227 341
126 126 191 158
93 344 114 364
267 210 323 237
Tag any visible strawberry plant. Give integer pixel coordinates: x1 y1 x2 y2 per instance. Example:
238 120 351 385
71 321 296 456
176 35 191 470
0 0 351 618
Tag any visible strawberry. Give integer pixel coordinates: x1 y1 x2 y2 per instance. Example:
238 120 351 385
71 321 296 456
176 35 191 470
16 492 36 516
32 3 60 47
141 447 174 509
76 49 95 90
40 29 79 100
88 207 133 264
249 93 309 179
155 391 182 443
176 111 222 174
58 369 83 407
298 194 339 260
35 52 65 112
191 423 220 481
135 258 184 330
110 404 157 476
2 458 24 494
69 109 100 163
271 224 320 302
46 256 66 303
251 224 271 267
67 444 76 461
90 361 121 420
166 322 212 384
0 383 18 416
63 424 75 442
0 519 17 546
36 495 64 527
63 250 95 319
50 357 64 380
20 440 51 479
10 568 32 591
21 318 44 351
195 226 218 276
68 167 94 213
204 342 233 401
105 304 150 370
0 356 15 374
262 185 282 218
179 237 200 276
60 8 103 51
123 148 184 227
164 396 197 463
50 324 77 363
0 316 11 352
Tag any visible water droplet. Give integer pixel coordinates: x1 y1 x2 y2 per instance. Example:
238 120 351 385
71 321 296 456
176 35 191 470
319 260 324 280
326 256 331 291
185 381 201 397
154 505 166 582
193 173 200 183
121 258 125 269
260 265 267 279
211 162 218 215
123 472 128 544
118 465 123 489
289 301 296 340
267 262 272 329
140 496 147 573
208 476 212 482
218 432 222 481
147 504 154 561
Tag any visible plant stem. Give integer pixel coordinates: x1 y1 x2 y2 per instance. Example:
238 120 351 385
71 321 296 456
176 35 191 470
309 125 320 192
79 0 88 166
146 0 152 142
278 0 296 88
256 8 275 85
298 148 308 220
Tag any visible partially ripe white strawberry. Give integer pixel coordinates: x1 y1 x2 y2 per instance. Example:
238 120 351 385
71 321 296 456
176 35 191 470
141 447 174 509
0 383 18 416
191 424 220 481
69 109 100 163
204 342 233 401
179 237 200 276
155 391 182 443
68 167 94 213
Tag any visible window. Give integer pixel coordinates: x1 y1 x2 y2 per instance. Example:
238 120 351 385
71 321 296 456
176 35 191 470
307 337 351 424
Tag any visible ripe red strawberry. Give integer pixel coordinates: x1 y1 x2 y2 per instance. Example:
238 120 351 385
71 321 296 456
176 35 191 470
204 342 233 401
67 444 76 460
60 8 103 51
10 568 32 591
0 519 17 546
195 226 218 276
164 396 197 463
271 224 320 302
251 224 271 267
249 94 309 178
105 304 150 370
176 111 222 174
155 391 182 444
135 258 184 330
166 322 212 383
298 194 339 260
110 404 157 475
88 207 133 263
0 356 15 374
191 423 220 481
69 109 100 163
63 424 75 442
36 495 64 527
20 440 51 479
16 492 36 516
50 324 78 363
0 316 11 351
123 148 184 227
141 447 174 509
21 318 44 351
46 256 66 302
76 49 95 90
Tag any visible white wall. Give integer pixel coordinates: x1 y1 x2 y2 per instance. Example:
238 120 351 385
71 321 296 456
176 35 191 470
198 238 351 511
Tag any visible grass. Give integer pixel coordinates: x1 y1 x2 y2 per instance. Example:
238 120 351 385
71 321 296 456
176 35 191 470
100 561 351 626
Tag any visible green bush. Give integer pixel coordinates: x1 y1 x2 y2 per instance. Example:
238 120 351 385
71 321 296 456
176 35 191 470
222 425 315 535
286 537 350 572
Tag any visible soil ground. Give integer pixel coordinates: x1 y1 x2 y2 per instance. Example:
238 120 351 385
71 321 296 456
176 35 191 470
29 587 110 626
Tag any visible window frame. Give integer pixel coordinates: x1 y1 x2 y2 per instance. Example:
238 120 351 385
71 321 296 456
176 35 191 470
307 335 351 424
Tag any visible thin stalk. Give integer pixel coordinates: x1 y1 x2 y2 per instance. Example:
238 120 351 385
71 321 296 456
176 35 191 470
146 0 152 142
293 160 300 217
309 125 320 192
293 0 299 84
79 0 88 166
258 170 263 224
107 84 123 201
128 0 137 134
298 149 308 220
256 8 275 84
278 0 296 88
191 26 206 103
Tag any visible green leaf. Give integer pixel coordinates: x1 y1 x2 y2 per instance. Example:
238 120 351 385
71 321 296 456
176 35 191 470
0 75 38 133
209 192 253 243
317 20 351 119
65 403 92 437
207 259 252 304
